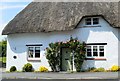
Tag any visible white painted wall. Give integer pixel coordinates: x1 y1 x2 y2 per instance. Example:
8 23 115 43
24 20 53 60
6 17 119 71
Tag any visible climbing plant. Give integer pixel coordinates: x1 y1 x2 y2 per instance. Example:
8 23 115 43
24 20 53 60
46 37 86 72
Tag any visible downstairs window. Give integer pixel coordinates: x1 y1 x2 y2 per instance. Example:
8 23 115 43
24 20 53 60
26 44 42 60
86 43 107 60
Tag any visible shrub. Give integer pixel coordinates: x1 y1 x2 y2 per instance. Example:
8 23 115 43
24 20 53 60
10 66 17 72
22 63 33 72
39 66 48 72
105 70 111 72
110 65 120 72
91 67 105 72
119 67 120 71
87 67 96 72
80 67 96 72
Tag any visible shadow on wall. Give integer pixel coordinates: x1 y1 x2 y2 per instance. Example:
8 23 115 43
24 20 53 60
82 60 95 70
8 40 27 54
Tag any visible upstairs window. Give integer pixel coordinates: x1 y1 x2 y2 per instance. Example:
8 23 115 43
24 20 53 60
93 18 99 25
85 17 99 26
85 18 91 25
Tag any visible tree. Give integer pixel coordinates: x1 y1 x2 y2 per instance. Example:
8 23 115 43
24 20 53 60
0 38 7 57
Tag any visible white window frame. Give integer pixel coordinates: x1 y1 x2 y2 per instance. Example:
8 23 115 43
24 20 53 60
84 17 100 26
27 46 41 60
86 45 106 58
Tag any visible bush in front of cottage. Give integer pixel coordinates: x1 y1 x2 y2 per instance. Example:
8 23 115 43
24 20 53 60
90 67 105 72
110 65 120 72
39 66 48 72
10 66 17 72
22 63 33 72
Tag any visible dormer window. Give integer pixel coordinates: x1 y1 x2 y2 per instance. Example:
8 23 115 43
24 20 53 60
85 17 99 26
85 18 91 25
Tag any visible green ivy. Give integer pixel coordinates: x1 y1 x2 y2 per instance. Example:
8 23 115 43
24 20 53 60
46 37 86 72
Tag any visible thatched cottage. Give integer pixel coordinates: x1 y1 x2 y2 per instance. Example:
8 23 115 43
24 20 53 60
2 2 120 71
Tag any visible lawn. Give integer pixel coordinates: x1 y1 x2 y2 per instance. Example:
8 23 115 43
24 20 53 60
0 57 6 63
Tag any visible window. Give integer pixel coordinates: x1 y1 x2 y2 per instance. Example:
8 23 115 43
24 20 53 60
86 45 105 58
28 47 34 58
93 46 98 56
93 18 99 25
28 46 40 59
87 46 92 57
35 47 40 58
85 18 91 25
85 17 99 26
99 46 104 57
26 44 42 60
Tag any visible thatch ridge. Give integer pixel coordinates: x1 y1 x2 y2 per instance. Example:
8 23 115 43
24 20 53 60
2 2 120 35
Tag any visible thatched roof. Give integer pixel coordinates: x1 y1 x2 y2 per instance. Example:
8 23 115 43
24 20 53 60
2 2 120 35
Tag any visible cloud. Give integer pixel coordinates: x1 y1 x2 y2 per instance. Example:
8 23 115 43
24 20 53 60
0 5 27 10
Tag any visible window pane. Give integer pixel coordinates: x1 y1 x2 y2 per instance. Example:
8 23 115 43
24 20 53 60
87 46 92 57
87 46 91 52
35 47 40 58
28 47 33 58
85 18 91 25
93 46 98 56
93 18 99 25
99 46 104 51
87 52 92 57
93 46 97 52
87 46 91 49
93 52 98 56
100 52 104 56
99 46 104 57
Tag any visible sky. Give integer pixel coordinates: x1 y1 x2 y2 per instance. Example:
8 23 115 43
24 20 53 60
0 0 32 41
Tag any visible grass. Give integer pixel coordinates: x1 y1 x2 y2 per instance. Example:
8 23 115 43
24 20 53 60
0 57 6 63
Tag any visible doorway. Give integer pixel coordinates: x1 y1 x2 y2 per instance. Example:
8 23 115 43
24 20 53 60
61 48 71 71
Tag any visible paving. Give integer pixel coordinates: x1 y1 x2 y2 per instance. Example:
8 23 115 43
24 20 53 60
1 72 120 79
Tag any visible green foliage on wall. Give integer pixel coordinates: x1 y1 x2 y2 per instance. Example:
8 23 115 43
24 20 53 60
46 37 86 72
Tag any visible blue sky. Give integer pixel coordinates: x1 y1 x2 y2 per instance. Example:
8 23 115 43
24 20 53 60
0 0 32 41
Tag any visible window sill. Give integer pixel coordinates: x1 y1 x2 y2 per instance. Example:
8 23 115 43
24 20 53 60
85 58 106 60
83 25 101 27
27 58 41 62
